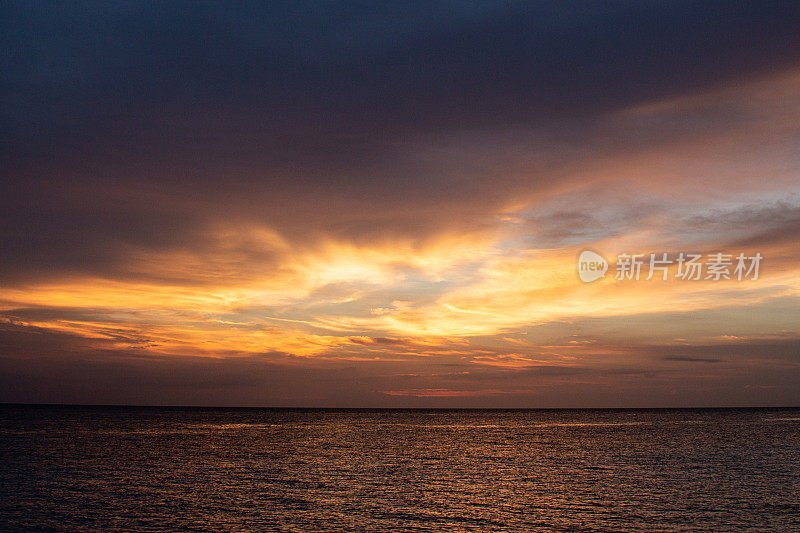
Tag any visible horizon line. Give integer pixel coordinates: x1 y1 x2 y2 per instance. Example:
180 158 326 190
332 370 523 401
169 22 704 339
3 403 799 411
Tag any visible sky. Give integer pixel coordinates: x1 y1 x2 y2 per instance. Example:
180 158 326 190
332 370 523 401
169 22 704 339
2 1 800 407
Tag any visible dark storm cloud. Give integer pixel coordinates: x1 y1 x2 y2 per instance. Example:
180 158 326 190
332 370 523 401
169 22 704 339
3 0 800 283
5 1 800 140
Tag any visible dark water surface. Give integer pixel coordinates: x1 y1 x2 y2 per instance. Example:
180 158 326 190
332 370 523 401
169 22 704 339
1 406 799 532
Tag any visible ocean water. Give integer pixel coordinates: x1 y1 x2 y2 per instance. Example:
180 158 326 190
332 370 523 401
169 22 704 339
1 406 799 532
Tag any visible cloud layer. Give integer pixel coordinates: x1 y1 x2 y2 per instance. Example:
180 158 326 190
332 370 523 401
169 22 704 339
2 1 799 406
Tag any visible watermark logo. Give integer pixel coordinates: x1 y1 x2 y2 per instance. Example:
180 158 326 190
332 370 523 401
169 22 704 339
577 251 762 283
614 252 762 281
578 250 608 283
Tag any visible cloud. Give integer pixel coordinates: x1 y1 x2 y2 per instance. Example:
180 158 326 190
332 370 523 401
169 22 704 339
3 2 800 406
662 357 723 363
3 2 800 282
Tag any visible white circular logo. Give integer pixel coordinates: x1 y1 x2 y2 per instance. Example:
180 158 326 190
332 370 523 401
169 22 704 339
578 250 608 283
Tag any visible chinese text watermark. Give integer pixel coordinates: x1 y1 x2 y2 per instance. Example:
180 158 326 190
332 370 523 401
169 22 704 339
578 251 762 283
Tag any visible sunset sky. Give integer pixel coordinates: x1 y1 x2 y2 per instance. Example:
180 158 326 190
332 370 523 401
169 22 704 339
2 1 799 407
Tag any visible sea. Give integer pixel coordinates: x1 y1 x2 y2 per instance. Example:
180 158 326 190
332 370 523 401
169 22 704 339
1 406 799 532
